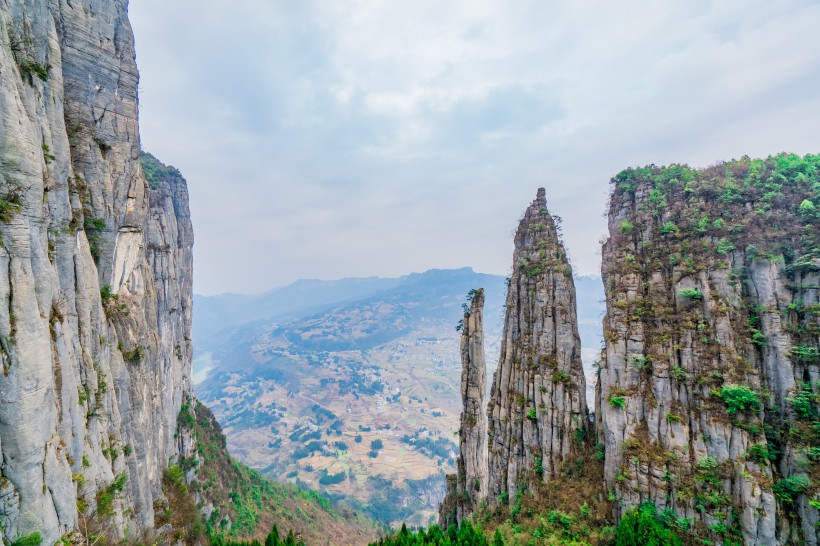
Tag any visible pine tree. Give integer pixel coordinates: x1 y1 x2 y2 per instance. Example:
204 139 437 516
265 525 281 546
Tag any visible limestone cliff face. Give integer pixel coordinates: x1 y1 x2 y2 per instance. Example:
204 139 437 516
440 289 488 527
486 188 588 506
597 155 820 545
0 1 193 542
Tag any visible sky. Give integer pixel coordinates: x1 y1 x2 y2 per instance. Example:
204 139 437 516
129 0 820 296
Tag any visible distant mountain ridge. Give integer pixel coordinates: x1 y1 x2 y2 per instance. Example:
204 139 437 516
195 268 604 361
194 276 404 350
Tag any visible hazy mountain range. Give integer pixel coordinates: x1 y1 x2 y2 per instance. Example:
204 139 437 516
193 268 604 525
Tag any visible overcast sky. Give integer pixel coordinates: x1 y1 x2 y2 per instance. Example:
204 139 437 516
129 0 820 295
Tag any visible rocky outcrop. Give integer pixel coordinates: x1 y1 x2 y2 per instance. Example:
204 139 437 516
0 1 192 543
486 188 588 506
597 155 820 545
440 289 488 527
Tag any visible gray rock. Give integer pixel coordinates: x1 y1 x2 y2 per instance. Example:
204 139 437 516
440 289 488 527
0 1 192 542
486 188 588 506
597 165 819 545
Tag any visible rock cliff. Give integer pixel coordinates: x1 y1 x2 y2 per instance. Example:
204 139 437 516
0 1 193 543
438 156 820 546
486 189 588 506
597 154 820 545
439 189 590 525
440 288 488 527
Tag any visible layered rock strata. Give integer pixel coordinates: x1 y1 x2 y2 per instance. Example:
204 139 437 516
440 289 488 527
486 188 588 505
597 155 820 545
0 1 193 543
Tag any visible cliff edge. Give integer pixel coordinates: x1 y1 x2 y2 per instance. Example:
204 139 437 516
0 2 193 542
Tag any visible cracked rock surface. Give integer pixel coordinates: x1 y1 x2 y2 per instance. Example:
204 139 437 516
0 1 192 541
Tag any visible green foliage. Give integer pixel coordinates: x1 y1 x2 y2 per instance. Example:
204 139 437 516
773 474 811 505
614 501 682 546
790 345 820 363
84 216 105 263
100 285 116 303
665 413 682 424
41 143 56 164
691 215 708 233
678 288 702 300
522 263 542 278
140 151 182 190
178 401 196 431
370 520 488 545
609 396 626 409
210 525 305 546
619 219 635 235
789 383 818 420
717 385 761 415
466 288 483 302
96 473 127 517
669 366 689 382
0 193 22 222
631 355 652 373
370 439 384 450
17 58 48 82
746 444 775 465
120 344 145 363
648 188 667 209
660 221 678 235
750 328 768 347
715 238 736 255
317 469 346 485
551 369 570 383
10 532 43 546
527 407 537 420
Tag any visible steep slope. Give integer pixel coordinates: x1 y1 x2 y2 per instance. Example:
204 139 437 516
486 188 588 505
169 399 377 545
597 154 820 545
0 2 193 542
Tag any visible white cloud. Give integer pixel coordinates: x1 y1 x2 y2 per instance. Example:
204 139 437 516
130 0 820 294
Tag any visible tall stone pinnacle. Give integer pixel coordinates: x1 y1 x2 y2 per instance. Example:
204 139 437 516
486 188 588 504
439 288 489 527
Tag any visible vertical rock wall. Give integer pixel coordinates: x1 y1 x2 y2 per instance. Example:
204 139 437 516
0 0 193 543
440 289 488 527
486 188 588 506
597 155 820 545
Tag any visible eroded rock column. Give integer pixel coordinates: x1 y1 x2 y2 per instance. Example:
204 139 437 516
440 289 489 526
486 188 588 506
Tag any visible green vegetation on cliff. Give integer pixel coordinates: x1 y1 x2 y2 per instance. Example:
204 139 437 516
140 151 182 189
611 153 820 264
601 152 820 543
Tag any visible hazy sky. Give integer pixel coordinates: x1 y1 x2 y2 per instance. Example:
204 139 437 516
129 0 820 295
